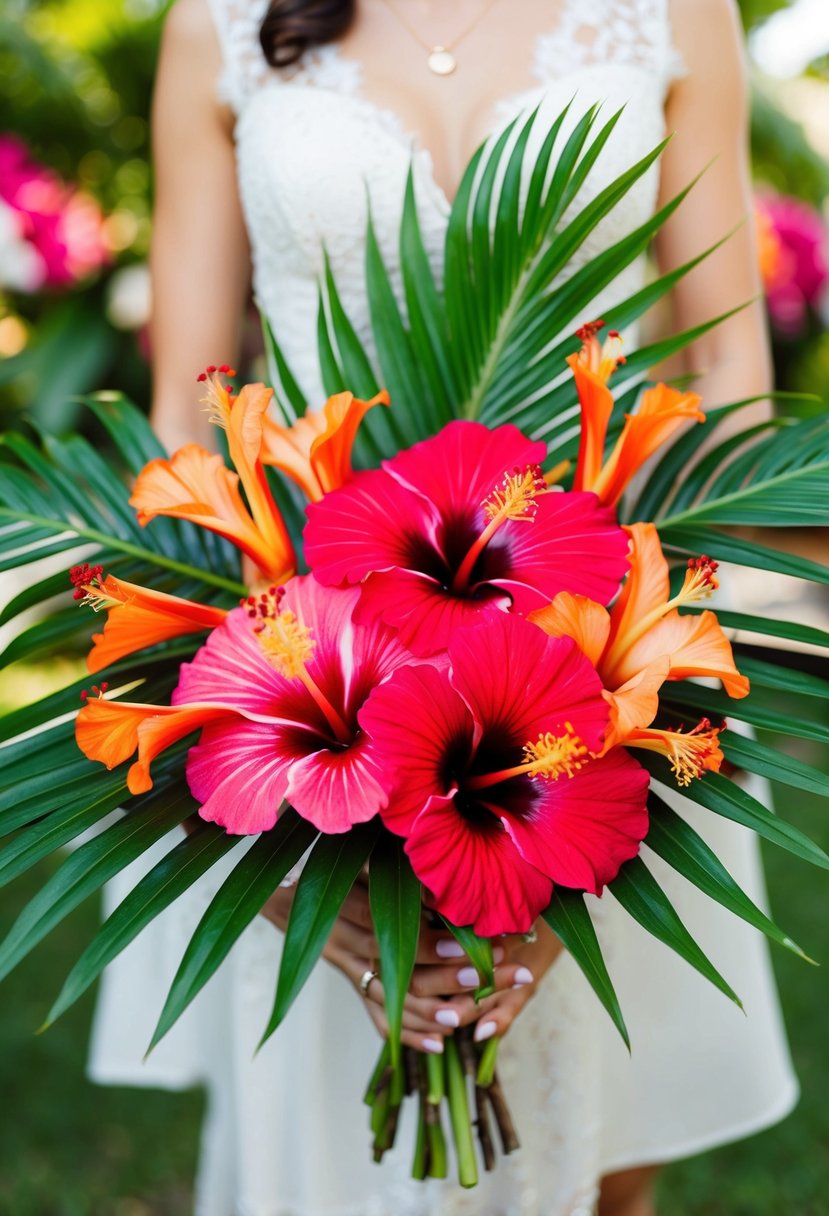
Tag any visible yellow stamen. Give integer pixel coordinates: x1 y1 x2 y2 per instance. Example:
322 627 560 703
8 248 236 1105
256 607 351 743
522 728 589 780
483 467 544 524
466 724 587 790
626 719 723 787
452 464 544 592
200 372 234 430
258 610 315 679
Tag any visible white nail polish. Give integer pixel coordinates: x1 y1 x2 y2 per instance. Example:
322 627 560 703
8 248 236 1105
493 946 505 964
474 1020 498 1043
422 1037 445 1054
435 1008 460 1028
513 966 534 986
457 966 480 987
435 939 465 959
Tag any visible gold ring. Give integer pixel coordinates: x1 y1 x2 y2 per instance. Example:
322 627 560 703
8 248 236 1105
359 968 378 997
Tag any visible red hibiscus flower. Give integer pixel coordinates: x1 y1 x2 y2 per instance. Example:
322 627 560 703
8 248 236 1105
305 420 630 657
172 576 412 834
359 611 650 934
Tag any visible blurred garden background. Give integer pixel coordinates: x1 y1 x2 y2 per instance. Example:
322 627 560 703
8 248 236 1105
0 0 827 1212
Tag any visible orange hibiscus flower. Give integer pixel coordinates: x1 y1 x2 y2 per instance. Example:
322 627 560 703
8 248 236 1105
529 522 749 784
262 390 389 501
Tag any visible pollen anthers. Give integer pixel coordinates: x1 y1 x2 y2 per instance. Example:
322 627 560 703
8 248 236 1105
574 319 625 383
522 724 588 781
634 718 725 787
483 464 546 525
79 682 109 702
247 586 316 678
197 364 237 428
70 562 104 603
678 555 720 604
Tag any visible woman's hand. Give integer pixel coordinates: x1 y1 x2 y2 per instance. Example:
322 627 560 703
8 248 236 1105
415 920 564 1044
260 879 488 1053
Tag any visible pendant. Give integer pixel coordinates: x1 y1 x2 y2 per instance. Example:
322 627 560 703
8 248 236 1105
427 45 456 76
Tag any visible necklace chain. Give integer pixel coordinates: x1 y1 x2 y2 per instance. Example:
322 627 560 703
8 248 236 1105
380 0 503 74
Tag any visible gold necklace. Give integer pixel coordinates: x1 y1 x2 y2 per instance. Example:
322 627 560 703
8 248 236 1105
380 0 503 76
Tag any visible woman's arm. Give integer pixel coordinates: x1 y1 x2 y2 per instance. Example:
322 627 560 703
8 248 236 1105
149 0 251 452
657 0 772 423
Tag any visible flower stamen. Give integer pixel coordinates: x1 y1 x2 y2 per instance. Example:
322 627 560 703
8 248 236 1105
466 723 588 790
452 464 545 592
625 718 725 786
198 366 237 430
253 588 351 743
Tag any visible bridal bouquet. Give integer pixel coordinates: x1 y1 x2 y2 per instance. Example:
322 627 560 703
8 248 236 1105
1 104 827 1186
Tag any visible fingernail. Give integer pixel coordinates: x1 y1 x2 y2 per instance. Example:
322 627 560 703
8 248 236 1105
435 939 465 959
457 967 480 987
474 1020 498 1043
422 1037 444 1054
513 966 534 986
435 1008 460 1028
493 946 505 964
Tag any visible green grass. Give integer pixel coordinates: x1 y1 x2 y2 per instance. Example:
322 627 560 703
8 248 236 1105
0 732 826 1214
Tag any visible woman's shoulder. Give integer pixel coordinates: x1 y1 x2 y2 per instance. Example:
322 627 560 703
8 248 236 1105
668 0 743 48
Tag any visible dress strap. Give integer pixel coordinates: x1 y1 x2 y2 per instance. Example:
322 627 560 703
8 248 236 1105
204 0 274 116
532 0 686 94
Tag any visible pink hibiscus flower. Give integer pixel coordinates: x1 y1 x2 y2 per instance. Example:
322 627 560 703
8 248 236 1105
304 420 630 657
173 576 413 834
359 611 650 935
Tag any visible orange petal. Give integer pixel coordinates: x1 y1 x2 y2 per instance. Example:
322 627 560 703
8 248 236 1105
262 411 328 499
225 384 294 567
593 385 704 506
529 592 611 668
129 445 293 584
626 609 750 699
262 390 389 502
604 523 669 671
568 357 615 493
602 657 671 751
75 698 231 794
310 390 389 498
86 576 227 674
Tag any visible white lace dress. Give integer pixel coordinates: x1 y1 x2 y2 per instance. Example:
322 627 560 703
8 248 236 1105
88 2 798 1213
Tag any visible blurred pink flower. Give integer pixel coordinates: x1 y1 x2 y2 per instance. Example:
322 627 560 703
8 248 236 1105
756 191 828 337
0 134 108 290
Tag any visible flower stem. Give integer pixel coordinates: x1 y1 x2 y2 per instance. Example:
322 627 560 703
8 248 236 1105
412 1089 428 1180
489 1073 520 1155
426 1052 445 1105
474 1083 496 1172
363 1041 391 1106
476 1035 500 1088
445 1036 479 1188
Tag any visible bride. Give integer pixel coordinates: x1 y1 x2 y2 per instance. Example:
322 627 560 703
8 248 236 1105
89 1 798 1213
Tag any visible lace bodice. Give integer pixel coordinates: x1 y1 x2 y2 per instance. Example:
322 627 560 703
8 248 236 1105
206 0 684 412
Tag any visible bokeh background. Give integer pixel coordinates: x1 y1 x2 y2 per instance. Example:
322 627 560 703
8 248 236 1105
0 1 827 1212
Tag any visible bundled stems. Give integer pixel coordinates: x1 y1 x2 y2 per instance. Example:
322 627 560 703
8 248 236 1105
363 1031 518 1184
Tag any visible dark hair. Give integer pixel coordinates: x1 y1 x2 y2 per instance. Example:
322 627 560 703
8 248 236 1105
260 0 356 69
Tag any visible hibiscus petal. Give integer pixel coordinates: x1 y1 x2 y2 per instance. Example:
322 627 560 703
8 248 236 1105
502 749 650 894
448 613 610 755
286 734 388 833
386 420 545 522
354 569 510 657
604 657 671 749
405 793 553 936
304 467 442 587
359 664 475 835
528 592 611 668
616 608 750 699
606 522 669 656
174 605 316 726
493 490 630 611
186 718 307 834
